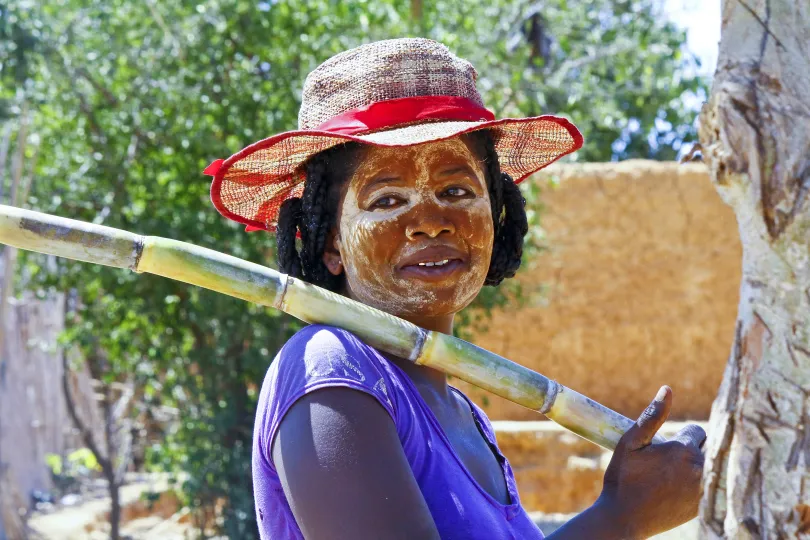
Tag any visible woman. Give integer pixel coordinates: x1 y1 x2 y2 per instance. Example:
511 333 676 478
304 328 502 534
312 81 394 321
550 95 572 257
207 38 705 539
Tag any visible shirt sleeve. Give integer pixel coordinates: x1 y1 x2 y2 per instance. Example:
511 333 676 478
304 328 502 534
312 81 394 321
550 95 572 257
254 324 397 471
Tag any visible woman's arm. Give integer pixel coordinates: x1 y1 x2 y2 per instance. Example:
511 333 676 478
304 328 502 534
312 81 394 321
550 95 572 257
546 498 628 539
272 387 441 540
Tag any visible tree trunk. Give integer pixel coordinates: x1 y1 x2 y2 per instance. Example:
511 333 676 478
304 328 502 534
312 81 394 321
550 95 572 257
61 352 122 540
103 469 121 540
0 106 29 540
698 1 810 538
102 389 121 540
410 0 422 21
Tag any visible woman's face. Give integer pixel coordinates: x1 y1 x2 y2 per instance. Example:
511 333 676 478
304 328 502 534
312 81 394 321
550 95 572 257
326 137 494 319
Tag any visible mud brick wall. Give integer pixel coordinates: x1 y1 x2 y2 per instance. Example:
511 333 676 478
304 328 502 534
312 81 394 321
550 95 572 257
457 161 741 421
493 421 706 514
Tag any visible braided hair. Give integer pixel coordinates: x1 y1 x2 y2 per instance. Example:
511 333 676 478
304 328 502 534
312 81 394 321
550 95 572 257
275 130 528 291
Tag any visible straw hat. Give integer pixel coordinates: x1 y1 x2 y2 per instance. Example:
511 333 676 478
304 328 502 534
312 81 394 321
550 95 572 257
205 38 583 232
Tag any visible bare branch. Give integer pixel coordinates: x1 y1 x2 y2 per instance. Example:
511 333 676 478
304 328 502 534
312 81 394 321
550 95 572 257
99 384 122 540
143 0 186 61
61 352 111 473
8 103 29 207
547 41 638 87
114 421 133 484
74 66 119 107
18 138 40 208
0 104 30 359
0 123 13 204
737 0 786 49
111 382 134 422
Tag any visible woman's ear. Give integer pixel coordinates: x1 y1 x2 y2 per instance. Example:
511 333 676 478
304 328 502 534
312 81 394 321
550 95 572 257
322 227 343 276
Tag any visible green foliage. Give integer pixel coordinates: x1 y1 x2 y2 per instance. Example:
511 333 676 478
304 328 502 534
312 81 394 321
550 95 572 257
67 448 102 472
45 453 62 476
413 0 707 161
1 0 704 536
46 448 103 495
0 1 36 119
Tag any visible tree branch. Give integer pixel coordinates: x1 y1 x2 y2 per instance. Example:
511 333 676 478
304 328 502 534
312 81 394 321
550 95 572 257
73 66 119 107
736 0 786 49
61 351 111 473
143 0 186 62
0 123 13 204
547 41 640 87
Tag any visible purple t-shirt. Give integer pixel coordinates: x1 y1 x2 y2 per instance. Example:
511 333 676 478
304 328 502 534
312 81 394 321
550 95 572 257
252 324 544 539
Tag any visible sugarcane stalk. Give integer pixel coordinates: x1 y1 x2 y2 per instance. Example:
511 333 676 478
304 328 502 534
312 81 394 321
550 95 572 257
0 204 664 450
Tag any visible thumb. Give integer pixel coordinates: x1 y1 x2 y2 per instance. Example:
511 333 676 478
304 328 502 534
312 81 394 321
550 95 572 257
620 386 673 450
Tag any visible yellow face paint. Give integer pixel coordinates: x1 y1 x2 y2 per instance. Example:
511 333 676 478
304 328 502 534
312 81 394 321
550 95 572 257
332 137 494 321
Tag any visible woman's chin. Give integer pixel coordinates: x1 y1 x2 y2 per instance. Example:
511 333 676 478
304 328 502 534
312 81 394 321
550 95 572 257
389 281 484 320
344 268 486 321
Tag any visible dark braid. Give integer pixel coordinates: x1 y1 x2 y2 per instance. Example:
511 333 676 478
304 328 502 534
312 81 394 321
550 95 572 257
276 131 529 291
276 143 359 291
299 156 340 288
470 130 529 286
486 175 528 285
276 197 304 279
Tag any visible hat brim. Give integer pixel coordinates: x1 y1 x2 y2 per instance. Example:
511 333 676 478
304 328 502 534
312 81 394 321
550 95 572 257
209 115 583 232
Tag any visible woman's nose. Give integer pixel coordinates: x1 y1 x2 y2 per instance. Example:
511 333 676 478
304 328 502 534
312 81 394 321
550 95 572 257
405 207 456 240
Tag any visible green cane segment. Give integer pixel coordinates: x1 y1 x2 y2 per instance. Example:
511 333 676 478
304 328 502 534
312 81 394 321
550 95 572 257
0 204 664 450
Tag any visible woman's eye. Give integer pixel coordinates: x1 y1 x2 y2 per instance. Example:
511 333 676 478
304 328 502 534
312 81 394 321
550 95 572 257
442 186 470 198
371 196 402 209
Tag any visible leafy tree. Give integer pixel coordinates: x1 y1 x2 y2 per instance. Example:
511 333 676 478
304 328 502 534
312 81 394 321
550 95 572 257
0 1 705 537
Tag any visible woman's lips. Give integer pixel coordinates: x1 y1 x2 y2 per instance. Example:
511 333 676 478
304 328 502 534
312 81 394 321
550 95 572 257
397 258 466 282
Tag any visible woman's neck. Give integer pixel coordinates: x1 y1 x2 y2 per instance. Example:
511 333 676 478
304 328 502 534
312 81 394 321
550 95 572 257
345 284 456 399
407 313 454 336
390 312 456 400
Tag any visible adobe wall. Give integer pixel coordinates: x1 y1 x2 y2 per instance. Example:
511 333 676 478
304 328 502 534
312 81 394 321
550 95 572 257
456 160 741 421
492 420 707 515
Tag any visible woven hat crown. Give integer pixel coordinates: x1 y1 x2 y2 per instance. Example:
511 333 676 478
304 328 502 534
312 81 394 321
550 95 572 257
298 38 484 130
207 38 583 233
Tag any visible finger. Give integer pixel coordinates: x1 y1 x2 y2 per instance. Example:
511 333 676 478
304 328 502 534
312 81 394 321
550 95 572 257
621 386 673 450
671 423 707 449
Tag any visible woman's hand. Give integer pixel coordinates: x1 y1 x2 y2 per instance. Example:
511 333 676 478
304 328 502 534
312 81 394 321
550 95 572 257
549 386 706 540
599 385 705 538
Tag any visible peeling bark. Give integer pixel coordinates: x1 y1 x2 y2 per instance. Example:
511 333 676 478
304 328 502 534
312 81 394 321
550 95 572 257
698 1 810 538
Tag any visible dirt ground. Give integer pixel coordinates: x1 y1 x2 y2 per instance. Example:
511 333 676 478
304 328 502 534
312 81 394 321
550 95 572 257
27 474 198 540
25 448 701 539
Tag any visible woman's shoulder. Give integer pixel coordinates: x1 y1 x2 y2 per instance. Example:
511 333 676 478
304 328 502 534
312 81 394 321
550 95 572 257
258 323 398 424
273 324 387 381
280 323 374 358
254 324 401 467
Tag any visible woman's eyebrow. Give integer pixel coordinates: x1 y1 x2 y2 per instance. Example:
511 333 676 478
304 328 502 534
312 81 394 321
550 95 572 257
360 175 405 195
437 164 477 178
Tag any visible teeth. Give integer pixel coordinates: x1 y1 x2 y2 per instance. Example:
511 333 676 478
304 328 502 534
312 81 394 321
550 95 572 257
418 259 449 267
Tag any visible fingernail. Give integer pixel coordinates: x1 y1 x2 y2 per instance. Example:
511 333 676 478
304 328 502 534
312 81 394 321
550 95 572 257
655 386 668 402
